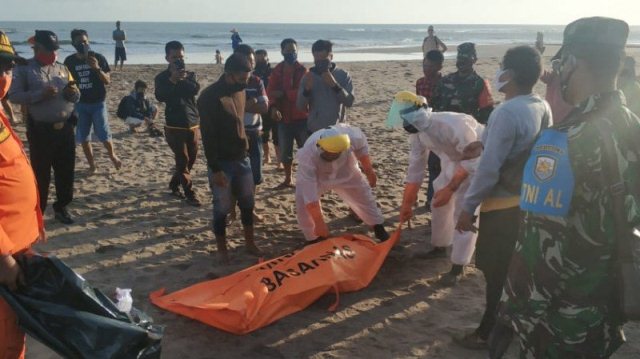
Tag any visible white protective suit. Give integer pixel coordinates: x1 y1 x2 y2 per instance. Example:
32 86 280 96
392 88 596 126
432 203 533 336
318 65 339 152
404 109 484 265
296 124 384 241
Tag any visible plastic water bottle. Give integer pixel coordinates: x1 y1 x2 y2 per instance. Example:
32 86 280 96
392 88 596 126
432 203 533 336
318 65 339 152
115 288 133 314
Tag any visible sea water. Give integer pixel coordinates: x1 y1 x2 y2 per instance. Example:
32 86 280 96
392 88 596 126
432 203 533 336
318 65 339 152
2 22 639 64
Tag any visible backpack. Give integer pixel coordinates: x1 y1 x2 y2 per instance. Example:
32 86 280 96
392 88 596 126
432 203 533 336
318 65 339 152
116 96 131 120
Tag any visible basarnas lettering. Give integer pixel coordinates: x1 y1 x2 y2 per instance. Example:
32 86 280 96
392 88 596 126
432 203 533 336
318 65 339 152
259 245 356 292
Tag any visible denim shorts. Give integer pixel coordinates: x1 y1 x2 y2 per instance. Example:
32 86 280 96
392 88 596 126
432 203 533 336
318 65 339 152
246 129 263 185
75 101 112 143
208 158 255 235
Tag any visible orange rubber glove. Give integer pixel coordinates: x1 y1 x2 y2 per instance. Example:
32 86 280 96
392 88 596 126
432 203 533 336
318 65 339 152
399 182 420 223
306 201 329 238
433 166 469 208
358 154 377 188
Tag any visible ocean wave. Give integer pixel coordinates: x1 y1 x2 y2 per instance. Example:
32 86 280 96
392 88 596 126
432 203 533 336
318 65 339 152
190 34 214 39
345 28 366 32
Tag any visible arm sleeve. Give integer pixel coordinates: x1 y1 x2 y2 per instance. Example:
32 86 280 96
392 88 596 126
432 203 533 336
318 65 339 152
99 55 111 73
336 71 355 107
348 127 369 158
266 66 281 102
296 153 320 205
296 75 310 111
476 80 494 124
405 134 429 184
8 65 45 105
257 78 269 107
197 94 221 172
462 109 517 213
176 73 200 97
154 73 175 103
431 81 443 111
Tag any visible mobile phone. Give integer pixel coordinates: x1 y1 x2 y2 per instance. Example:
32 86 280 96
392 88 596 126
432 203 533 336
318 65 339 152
174 59 186 71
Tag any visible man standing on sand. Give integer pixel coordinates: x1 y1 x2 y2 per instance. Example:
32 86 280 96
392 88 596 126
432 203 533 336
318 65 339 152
9 30 80 225
297 39 355 134
454 45 551 350
112 21 126 70
416 50 444 208
0 31 46 359
422 25 447 57
65 29 122 174
198 54 262 264
267 38 308 188
154 41 202 207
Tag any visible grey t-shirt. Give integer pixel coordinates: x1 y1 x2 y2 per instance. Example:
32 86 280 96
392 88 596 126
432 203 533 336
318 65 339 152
462 94 552 213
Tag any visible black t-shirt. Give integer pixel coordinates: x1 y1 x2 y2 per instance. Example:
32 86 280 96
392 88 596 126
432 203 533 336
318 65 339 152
64 53 110 103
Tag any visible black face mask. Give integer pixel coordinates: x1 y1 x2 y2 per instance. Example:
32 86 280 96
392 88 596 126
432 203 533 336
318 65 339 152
312 59 331 75
74 43 90 55
403 122 419 134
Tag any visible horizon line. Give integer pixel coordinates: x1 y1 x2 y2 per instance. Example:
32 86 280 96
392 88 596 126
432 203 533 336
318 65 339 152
0 20 612 26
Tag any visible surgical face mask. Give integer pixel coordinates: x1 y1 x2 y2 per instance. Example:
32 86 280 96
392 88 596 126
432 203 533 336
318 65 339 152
35 51 57 66
283 52 297 65
0 73 11 99
492 68 510 92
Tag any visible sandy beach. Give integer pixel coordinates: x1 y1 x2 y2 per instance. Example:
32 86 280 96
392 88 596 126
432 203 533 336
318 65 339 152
17 47 640 358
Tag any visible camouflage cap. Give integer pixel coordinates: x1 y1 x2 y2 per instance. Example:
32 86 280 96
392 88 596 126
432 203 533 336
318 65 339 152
563 17 628 51
457 42 477 59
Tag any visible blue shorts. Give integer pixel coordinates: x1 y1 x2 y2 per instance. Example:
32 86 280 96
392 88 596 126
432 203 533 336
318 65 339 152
208 158 255 236
246 129 263 185
75 101 112 143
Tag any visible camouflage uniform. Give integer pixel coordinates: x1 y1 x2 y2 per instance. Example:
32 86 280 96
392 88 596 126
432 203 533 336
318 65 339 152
431 43 494 124
498 90 640 358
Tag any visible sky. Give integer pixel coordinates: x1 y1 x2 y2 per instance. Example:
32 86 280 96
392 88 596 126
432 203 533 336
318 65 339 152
2 0 639 25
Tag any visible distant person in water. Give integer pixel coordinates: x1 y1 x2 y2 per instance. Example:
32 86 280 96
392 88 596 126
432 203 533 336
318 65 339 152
112 21 126 70
215 49 223 64
230 29 242 51
422 25 447 57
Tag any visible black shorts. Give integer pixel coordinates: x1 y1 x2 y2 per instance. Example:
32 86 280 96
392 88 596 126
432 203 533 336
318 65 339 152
115 47 127 62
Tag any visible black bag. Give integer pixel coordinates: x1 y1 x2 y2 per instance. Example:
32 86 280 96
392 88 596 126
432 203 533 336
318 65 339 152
0 254 164 359
116 96 131 120
497 108 551 194
594 118 640 321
